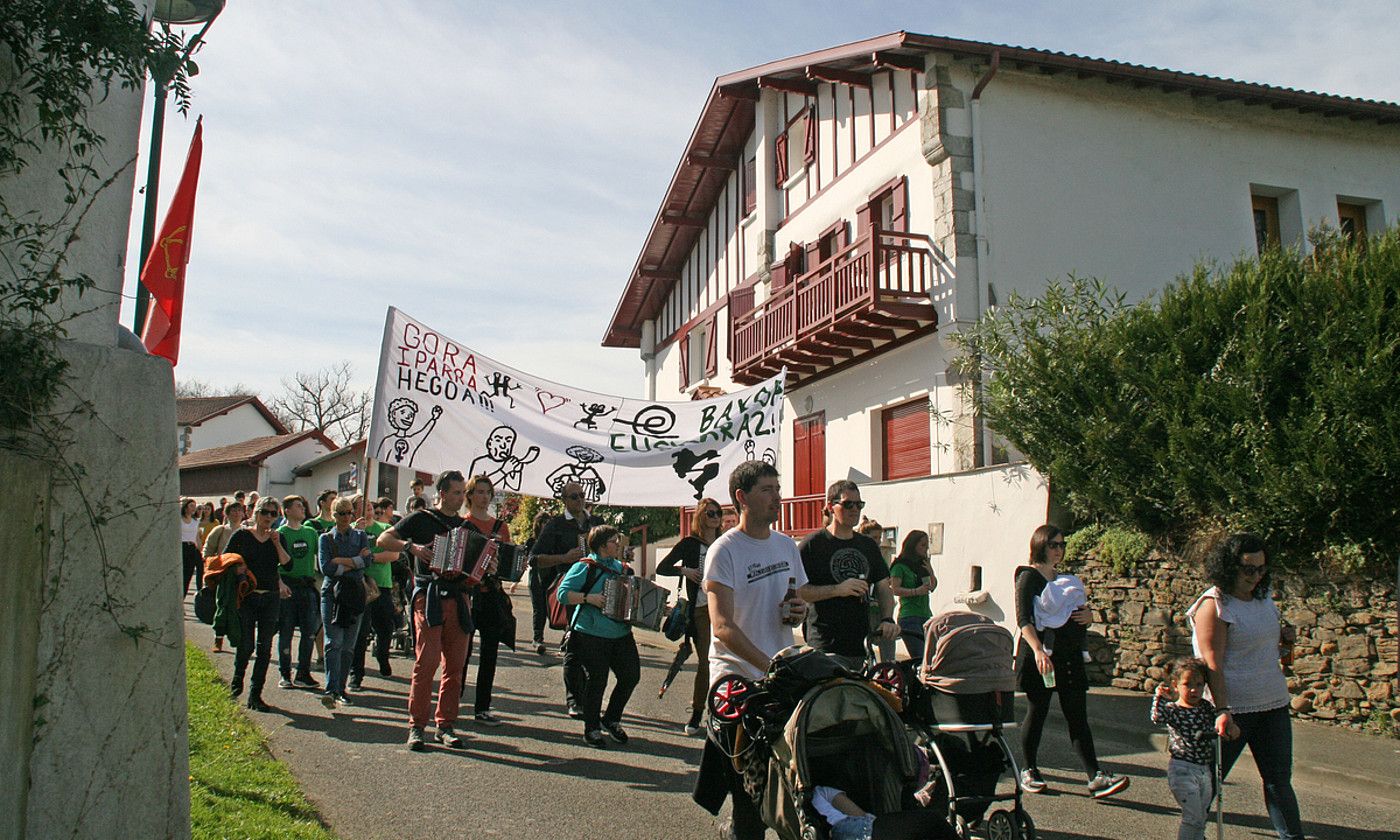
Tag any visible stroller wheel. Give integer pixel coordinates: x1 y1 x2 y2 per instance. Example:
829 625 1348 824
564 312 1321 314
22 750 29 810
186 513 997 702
709 675 755 722
985 809 1021 840
869 662 905 697
1016 809 1036 840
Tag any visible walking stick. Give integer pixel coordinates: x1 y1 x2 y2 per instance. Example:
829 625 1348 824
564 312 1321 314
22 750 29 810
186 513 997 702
1215 733 1225 840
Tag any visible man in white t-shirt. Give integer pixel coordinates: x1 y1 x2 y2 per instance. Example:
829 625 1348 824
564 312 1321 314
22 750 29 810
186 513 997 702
694 460 813 839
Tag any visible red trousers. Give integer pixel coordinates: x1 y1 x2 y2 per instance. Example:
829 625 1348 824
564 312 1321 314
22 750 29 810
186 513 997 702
408 594 469 728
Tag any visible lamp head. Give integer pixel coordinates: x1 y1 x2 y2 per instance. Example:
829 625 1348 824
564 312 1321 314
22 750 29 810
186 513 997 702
153 0 225 25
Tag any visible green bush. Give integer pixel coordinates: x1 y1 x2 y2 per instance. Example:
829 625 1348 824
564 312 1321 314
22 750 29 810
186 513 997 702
1096 526 1153 575
1063 524 1104 567
955 229 1399 573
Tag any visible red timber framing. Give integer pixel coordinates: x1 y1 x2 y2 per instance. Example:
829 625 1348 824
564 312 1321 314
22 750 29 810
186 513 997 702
728 230 945 385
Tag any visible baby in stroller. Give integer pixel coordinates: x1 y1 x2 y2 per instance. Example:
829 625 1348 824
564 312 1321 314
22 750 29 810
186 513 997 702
705 646 955 840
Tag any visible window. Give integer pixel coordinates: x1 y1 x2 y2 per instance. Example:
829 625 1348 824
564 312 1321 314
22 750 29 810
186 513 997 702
1251 194 1280 253
743 156 756 216
337 469 354 493
881 397 930 481
1337 201 1368 243
678 319 717 390
377 463 398 500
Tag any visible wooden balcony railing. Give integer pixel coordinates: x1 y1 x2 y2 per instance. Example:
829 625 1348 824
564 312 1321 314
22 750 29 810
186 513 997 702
678 493 825 540
730 230 948 384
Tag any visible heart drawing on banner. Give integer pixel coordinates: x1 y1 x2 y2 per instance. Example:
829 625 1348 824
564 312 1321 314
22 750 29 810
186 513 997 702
537 390 569 414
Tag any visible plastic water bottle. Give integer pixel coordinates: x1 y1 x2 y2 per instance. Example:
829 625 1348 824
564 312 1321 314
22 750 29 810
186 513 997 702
1042 649 1057 688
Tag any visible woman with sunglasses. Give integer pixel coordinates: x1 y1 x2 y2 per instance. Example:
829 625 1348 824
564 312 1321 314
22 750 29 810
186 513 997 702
656 497 724 735
226 500 292 711
1188 533 1304 839
1015 524 1129 799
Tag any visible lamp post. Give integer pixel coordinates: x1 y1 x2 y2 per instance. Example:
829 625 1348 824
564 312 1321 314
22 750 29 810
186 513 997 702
132 0 225 335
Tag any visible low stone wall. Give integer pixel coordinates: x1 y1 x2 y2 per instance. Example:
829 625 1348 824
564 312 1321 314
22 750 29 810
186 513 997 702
1074 550 1398 733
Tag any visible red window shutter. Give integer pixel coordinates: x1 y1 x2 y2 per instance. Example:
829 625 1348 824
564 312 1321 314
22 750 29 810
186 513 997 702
704 319 718 378
803 105 818 166
882 397 930 480
679 330 691 389
891 176 908 231
856 202 873 239
774 133 789 187
804 241 821 272
743 157 756 216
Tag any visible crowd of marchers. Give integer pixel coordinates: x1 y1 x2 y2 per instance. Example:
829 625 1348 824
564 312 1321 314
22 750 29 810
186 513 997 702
180 461 1306 840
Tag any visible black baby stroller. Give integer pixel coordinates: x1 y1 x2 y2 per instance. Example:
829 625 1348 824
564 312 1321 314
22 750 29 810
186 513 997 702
881 610 1035 840
707 646 952 840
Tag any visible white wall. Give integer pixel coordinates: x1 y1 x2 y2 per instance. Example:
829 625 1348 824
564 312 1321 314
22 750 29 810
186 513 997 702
187 402 280 452
262 437 331 494
859 463 1051 632
975 70 1400 306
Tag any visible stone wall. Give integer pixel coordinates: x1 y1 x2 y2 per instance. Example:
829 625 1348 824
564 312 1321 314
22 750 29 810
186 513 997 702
1074 550 1399 733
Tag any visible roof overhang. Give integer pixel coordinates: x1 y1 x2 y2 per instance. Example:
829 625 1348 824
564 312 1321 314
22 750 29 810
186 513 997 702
603 31 1400 348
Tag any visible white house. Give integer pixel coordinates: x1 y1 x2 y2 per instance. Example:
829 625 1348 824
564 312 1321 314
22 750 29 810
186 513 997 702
175 394 288 455
178 429 335 500
292 439 432 513
603 32 1400 622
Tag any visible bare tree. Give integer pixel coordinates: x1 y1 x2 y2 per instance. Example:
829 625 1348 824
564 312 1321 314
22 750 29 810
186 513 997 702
175 378 253 398
269 361 371 447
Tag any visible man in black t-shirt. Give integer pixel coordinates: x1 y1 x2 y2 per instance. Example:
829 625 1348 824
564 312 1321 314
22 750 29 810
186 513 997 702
528 480 604 716
797 480 898 668
375 470 471 751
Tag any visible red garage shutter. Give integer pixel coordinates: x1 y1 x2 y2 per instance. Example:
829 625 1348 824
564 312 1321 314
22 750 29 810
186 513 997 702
882 397 930 481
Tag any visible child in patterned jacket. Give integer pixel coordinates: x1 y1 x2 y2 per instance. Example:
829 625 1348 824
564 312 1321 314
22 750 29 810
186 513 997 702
1152 657 1219 840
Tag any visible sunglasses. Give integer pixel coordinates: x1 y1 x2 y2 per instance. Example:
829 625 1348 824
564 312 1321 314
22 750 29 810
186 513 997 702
562 493 585 501
836 500 866 511
1047 540 1066 549
704 509 722 518
1239 563 1267 576
257 510 278 517
334 511 353 517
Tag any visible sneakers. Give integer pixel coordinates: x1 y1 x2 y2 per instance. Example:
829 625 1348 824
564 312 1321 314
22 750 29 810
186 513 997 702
474 711 503 727
534 642 547 655
246 696 271 713
1088 771 1130 799
583 729 607 748
378 659 392 677
1020 768 1047 794
347 677 363 692
277 676 294 689
334 693 353 706
602 721 629 745
434 726 465 748
406 727 425 751
566 703 584 720
293 673 319 689
683 723 703 737
320 692 336 710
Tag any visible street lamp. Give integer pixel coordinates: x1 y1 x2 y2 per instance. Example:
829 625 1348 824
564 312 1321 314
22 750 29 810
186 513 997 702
132 0 226 334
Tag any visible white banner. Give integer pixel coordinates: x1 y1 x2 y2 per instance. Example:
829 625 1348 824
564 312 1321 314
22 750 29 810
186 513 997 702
367 307 785 507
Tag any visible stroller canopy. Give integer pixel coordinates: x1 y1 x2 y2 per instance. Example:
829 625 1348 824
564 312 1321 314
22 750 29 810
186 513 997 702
921 610 1016 695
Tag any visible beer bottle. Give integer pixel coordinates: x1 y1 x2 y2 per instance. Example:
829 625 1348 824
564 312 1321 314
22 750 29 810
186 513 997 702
780 576 798 625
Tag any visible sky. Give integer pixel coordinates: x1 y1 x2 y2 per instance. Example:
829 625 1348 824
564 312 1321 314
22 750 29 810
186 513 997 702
119 0 1400 402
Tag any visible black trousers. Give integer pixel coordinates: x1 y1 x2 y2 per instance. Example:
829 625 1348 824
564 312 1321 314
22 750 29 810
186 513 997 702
464 631 500 713
234 591 280 697
182 543 203 595
1020 677 1100 778
695 738 767 839
569 631 639 731
352 588 398 678
528 567 549 643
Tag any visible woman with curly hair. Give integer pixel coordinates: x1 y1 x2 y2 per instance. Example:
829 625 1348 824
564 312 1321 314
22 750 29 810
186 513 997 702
1188 533 1303 840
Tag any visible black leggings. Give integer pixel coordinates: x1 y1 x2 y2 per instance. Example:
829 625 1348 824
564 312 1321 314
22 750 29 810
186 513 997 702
1021 679 1100 778
182 542 203 595
463 631 500 714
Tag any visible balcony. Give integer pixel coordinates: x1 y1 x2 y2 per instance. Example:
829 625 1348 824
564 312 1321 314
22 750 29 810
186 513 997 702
730 231 950 385
679 493 825 540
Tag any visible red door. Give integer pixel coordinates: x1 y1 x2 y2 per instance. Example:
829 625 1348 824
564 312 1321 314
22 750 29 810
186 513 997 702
793 413 826 496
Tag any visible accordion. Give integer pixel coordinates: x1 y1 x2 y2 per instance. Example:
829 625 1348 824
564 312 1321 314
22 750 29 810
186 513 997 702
601 575 668 632
431 527 522 586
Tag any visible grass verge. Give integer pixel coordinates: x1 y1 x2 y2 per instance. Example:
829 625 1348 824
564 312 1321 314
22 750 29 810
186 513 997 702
187 642 337 839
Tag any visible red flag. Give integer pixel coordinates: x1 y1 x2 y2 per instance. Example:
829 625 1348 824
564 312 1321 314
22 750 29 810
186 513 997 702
140 118 204 365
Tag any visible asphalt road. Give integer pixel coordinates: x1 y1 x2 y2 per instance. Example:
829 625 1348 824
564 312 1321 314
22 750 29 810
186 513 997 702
184 595 1399 840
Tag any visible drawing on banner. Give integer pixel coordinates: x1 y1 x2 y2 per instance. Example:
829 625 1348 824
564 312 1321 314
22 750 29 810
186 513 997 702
744 439 779 466
574 402 617 431
617 404 678 439
485 372 522 409
375 397 442 466
536 388 570 415
546 445 608 502
671 448 720 500
468 425 540 492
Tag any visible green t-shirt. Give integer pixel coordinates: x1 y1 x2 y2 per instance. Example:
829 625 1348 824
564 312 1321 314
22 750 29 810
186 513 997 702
307 516 334 534
277 523 320 580
889 560 933 620
363 521 393 587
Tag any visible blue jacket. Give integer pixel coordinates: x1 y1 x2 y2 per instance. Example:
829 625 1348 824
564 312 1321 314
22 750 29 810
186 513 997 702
318 527 369 593
556 554 630 639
